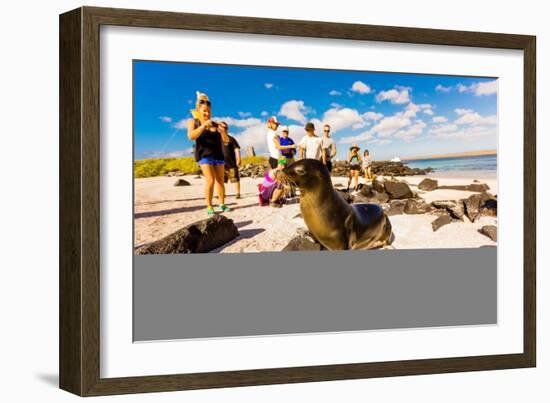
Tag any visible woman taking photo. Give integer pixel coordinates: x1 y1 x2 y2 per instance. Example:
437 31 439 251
347 144 362 192
187 92 231 215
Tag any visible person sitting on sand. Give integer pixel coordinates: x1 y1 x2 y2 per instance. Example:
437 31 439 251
347 144 362 191
321 123 337 173
259 159 290 208
219 121 242 199
187 92 231 215
299 122 325 163
266 116 297 169
362 149 373 181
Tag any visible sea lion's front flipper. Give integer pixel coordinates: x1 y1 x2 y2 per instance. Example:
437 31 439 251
347 204 390 250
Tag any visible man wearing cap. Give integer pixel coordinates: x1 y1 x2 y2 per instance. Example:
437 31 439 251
299 122 325 163
266 116 296 169
279 126 296 165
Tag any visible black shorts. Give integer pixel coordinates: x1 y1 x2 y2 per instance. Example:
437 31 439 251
269 157 279 169
350 164 361 171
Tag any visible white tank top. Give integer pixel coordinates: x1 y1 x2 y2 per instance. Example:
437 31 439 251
267 129 280 159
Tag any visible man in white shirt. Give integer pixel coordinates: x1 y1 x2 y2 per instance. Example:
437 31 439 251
299 122 325 163
321 123 337 172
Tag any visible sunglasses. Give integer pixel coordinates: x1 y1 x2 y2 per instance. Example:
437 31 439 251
324 129 330 132
198 99 211 107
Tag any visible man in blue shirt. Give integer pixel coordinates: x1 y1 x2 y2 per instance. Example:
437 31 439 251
279 126 296 165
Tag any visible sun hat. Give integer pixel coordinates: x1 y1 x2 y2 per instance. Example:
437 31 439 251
350 143 360 151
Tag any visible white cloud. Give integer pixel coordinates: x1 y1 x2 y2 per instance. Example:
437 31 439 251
329 89 342 96
376 88 411 104
370 115 412 138
172 119 189 129
455 108 474 116
394 120 426 141
429 108 497 140
351 81 372 94
432 116 448 123
330 102 342 109
144 148 193 158
322 107 365 132
362 111 384 121
216 116 263 128
279 100 311 123
264 83 274 89
403 103 432 118
339 102 429 144
260 111 269 116
435 84 452 93
429 124 497 141
457 83 469 93
338 131 373 144
429 123 459 135
454 112 497 126
453 108 497 126
456 80 498 96
475 80 498 96
159 116 173 123
369 138 392 146
238 111 252 118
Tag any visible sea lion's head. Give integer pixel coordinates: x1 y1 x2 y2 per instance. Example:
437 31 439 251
283 159 331 192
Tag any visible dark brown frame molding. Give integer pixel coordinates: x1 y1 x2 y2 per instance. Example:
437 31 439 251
59 6 536 396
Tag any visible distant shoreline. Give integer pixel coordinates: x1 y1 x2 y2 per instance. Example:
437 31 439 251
402 149 497 161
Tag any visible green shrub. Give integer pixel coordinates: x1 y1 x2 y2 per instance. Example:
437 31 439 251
134 156 268 178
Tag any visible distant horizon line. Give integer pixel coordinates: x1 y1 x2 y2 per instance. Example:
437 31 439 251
401 149 496 161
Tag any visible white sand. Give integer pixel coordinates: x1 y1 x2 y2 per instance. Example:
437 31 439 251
134 174 497 252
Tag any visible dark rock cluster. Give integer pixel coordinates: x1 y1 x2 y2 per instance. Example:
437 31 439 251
329 160 433 177
239 162 271 178
335 176 498 236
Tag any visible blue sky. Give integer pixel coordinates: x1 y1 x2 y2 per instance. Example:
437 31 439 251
134 61 498 161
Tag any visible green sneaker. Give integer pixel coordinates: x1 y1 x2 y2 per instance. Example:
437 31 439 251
219 204 231 213
206 206 215 215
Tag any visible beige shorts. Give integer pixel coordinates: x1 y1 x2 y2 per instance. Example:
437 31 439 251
224 167 240 183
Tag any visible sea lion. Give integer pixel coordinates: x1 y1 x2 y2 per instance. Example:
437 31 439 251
283 159 393 250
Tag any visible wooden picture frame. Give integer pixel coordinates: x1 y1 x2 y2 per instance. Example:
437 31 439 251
59 6 536 396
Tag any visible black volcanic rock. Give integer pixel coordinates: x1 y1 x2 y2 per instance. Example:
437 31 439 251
135 215 239 254
173 178 191 186
432 200 465 220
432 213 453 231
404 199 431 214
418 178 438 191
384 180 414 199
479 225 497 242
385 200 407 216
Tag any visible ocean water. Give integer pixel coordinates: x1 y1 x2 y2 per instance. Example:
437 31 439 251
405 154 497 178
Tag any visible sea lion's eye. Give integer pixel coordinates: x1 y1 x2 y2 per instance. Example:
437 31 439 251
294 166 306 176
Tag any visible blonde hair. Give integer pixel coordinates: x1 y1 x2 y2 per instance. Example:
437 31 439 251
195 91 210 109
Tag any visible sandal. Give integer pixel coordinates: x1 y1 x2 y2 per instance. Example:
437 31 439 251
206 206 216 215
220 204 231 213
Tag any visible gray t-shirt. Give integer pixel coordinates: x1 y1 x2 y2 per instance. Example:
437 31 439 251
321 136 336 158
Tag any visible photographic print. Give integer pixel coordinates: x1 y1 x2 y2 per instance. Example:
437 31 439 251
133 61 498 254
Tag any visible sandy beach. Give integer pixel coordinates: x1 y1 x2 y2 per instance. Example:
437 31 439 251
134 173 497 253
